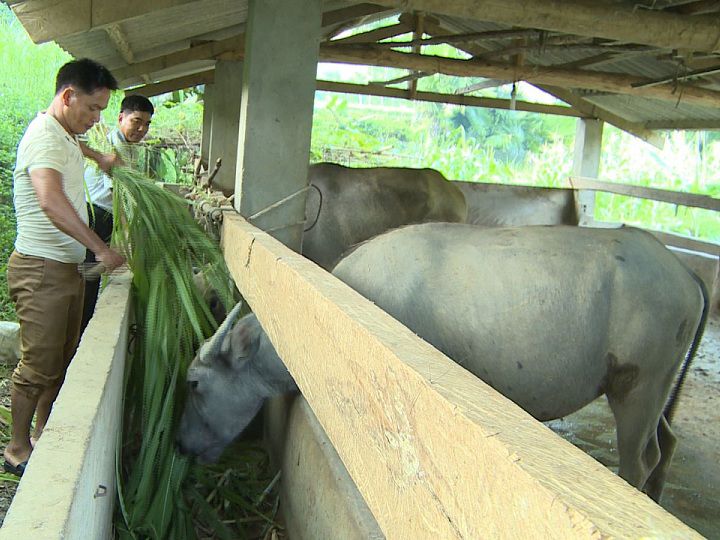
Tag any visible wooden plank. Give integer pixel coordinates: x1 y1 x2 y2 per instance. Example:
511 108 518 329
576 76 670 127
222 213 700 539
569 176 720 211
126 69 214 97
321 45 720 108
370 0 720 53
317 80 583 117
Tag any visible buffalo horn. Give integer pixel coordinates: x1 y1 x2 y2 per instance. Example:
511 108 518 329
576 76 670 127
206 301 244 358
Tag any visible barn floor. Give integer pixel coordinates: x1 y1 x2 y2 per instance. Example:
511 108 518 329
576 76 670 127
547 315 720 539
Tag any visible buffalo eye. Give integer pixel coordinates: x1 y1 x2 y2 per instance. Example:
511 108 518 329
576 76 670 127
188 380 199 390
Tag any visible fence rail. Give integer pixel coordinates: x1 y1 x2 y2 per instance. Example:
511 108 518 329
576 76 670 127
569 176 720 212
568 175 719 256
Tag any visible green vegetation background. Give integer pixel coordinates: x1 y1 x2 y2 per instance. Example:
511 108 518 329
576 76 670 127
1 5 718 321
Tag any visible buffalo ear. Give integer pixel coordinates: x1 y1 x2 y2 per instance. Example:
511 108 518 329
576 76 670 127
223 318 262 362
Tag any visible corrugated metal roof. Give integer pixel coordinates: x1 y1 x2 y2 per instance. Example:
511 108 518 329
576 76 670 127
8 0 720 131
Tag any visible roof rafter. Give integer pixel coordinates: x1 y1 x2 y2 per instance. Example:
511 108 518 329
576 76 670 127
323 44 720 108
417 17 665 144
125 72 583 117
114 34 244 85
330 21 413 45
371 0 720 53
317 80 583 117
127 69 214 97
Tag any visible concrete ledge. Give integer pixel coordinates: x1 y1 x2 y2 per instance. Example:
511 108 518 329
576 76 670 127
0 273 132 540
274 396 384 540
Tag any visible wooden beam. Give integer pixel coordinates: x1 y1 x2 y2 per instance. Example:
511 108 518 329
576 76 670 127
666 0 720 15
9 0 197 44
115 36 705 111
569 176 720 212
375 28 545 49
409 12 425 99
542 86 665 147
644 118 720 129
455 79 509 94
126 69 214 97
556 52 629 70
105 24 134 64
321 45 720 108
114 34 243 86
369 72 431 86
222 214 701 539
321 3 390 28
370 0 720 54
317 80 583 117
330 22 412 45
113 8 394 86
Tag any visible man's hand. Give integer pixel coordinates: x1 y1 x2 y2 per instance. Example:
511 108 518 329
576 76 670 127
80 142 124 174
95 152 124 174
95 246 125 273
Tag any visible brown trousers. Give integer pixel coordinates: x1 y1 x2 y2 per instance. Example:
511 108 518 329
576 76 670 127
7 251 84 399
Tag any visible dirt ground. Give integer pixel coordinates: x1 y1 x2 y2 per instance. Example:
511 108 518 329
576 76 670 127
0 317 718 535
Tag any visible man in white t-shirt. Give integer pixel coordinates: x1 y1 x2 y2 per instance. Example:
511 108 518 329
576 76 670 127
80 94 154 334
4 58 125 476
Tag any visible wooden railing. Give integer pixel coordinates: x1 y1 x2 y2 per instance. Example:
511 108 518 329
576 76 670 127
221 214 701 539
569 175 720 256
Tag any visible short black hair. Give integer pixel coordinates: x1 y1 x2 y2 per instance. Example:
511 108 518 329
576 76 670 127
55 58 118 95
120 94 155 115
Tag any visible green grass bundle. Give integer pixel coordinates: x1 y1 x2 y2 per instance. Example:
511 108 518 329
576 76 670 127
111 166 236 539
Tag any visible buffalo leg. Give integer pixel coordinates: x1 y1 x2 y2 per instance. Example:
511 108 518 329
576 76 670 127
642 415 677 502
607 387 666 494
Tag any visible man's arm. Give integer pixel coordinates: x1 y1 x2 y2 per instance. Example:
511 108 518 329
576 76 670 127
80 142 123 174
30 168 124 271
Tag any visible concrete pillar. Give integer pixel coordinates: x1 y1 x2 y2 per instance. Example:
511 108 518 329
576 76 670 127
572 118 603 226
200 83 215 169
208 61 243 194
234 0 322 250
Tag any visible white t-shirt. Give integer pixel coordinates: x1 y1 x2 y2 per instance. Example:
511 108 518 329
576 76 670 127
13 112 89 263
84 128 127 213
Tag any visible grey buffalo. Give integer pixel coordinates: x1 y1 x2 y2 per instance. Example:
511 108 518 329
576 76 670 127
178 223 707 501
302 163 467 269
